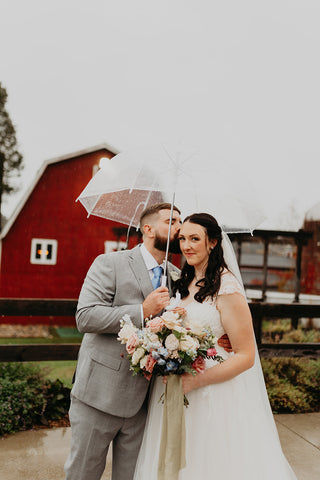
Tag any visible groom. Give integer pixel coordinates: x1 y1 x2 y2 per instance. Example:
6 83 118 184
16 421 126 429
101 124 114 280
64 202 182 480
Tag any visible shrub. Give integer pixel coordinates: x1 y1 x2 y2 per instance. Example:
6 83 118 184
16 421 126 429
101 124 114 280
0 363 71 436
261 357 320 413
281 328 320 343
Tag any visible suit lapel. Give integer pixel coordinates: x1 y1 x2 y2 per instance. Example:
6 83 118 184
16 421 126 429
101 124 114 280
128 246 154 300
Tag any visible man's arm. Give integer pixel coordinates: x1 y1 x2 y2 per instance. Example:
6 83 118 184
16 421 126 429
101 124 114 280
76 254 142 334
217 333 233 352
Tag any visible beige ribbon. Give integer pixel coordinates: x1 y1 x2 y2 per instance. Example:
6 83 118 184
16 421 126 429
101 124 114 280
158 375 186 480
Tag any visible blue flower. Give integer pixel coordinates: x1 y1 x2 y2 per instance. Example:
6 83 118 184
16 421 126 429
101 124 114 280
165 360 178 372
158 346 169 357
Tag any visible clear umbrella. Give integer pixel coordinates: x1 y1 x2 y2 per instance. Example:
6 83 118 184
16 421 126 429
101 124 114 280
77 143 266 281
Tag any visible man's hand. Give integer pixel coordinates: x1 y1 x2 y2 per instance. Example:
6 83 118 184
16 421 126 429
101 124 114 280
172 307 187 317
218 333 232 353
142 286 170 318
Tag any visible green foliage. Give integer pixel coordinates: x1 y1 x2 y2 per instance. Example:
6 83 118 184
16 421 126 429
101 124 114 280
261 357 320 413
281 328 320 344
0 82 24 229
262 319 320 343
0 362 70 436
262 319 292 342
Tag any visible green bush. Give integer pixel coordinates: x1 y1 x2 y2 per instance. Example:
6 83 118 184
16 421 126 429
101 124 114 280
0 363 71 436
261 357 320 413
281 328 320 343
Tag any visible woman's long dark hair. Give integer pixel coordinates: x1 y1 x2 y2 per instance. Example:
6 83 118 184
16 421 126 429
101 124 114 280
173 213 228 303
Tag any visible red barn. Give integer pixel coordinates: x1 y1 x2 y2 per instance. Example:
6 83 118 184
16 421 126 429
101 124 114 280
0 144 143 326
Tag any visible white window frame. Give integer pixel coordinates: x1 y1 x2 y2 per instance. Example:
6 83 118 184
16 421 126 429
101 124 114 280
104 240 127 253
30 238 58 265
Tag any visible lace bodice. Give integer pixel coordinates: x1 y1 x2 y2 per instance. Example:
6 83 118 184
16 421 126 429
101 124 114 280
182 271 245 350
217 270 245 297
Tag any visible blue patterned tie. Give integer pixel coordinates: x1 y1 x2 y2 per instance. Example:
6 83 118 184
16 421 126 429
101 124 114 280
152 266 163 289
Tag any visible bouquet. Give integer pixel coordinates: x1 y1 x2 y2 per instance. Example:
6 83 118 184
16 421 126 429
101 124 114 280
117 310 222 384
118 309 223 479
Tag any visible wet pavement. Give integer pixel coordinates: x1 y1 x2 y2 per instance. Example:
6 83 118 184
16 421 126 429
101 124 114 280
0 413 319 480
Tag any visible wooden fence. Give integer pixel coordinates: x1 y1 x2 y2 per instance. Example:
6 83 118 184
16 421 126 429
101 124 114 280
0 299 319 362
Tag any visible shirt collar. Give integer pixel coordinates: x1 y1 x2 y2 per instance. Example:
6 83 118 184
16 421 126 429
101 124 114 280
140 243 165 271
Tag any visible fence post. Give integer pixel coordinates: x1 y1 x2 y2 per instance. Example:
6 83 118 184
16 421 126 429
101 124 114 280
251 304 262 346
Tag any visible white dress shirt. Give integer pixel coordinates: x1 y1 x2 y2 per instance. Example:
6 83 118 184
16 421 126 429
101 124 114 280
139 243 165 326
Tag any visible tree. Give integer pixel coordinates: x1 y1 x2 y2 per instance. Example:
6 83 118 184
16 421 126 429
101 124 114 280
0 82 23 232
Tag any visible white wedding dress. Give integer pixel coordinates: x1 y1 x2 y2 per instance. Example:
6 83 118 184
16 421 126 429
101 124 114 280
134 272 297 480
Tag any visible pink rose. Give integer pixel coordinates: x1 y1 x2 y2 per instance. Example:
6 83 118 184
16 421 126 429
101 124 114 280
192 356 206 373
147 317 164 333
126 333 140 355
145 353 157 374
206 348 217 357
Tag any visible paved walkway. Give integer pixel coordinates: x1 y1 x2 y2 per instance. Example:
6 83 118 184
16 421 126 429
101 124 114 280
1 413 319 479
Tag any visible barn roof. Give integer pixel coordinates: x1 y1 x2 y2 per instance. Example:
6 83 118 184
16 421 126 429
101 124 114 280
306 202 320 221
0 143 120 240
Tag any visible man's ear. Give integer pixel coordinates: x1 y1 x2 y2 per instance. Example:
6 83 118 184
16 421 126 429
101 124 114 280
143 223 155 238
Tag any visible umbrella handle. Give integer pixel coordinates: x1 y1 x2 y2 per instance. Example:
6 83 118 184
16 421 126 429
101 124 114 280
163 192 176 278
161 276 167 288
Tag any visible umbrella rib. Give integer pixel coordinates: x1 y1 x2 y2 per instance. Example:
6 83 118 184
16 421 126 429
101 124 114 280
161 143 178 168
84 195 101 218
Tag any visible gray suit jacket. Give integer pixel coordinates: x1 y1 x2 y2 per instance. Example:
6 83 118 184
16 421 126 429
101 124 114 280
71 245 180 418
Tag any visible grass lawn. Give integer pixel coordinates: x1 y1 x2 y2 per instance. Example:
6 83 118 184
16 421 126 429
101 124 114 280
0 332 80 389
38 360 77 388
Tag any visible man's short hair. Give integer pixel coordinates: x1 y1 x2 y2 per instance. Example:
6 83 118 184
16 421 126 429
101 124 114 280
139 202 181 234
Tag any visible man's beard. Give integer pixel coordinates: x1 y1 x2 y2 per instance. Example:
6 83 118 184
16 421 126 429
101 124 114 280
154 232 181 254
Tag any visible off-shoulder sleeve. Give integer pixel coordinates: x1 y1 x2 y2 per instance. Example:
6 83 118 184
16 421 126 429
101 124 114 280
218 270 245 297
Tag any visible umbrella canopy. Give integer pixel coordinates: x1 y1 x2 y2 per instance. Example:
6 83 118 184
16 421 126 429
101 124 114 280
77 143 266 234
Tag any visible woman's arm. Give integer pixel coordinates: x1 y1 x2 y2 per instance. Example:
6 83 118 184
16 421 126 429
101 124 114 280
182 293 256 394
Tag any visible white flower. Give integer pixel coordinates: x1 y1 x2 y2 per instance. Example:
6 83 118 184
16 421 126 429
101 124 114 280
173 325 187 335
142 331 162 351
139 355 148 369
169 270 180 282
132 347 145 365
121 314 132 324
118 321 138 343
185 320 206 338
148 332 159 343
161 311 182 329
165 333 180 351
180 335 200 352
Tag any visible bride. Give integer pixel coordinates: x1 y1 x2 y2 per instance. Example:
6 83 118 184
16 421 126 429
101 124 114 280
134 213 297 479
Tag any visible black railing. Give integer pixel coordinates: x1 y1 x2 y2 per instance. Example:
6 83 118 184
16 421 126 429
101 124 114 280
0 299 319 362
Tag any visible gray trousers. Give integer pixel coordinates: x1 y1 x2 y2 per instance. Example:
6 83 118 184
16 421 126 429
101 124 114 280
64 395 147 480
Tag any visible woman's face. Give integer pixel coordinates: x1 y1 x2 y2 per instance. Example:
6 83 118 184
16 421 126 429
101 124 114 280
178 221 216 271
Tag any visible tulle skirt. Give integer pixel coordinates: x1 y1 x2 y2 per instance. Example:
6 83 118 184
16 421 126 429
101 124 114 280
134 356 297 480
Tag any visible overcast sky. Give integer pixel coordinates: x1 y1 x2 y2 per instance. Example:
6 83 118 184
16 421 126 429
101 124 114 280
1 0 320 228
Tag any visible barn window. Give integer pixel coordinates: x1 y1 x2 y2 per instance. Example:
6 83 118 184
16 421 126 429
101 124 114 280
30 239 58 265
104 240 127 253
